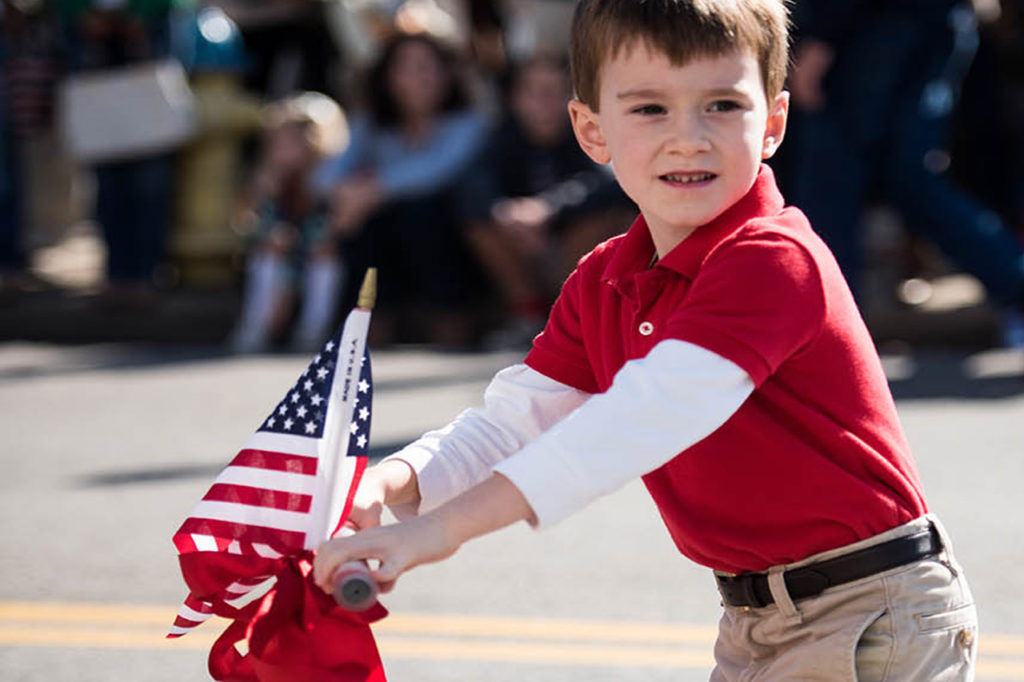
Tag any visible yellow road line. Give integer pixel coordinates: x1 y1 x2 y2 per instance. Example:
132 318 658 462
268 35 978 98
1 601 1023 679
0 601 718 644
2 626 1024 679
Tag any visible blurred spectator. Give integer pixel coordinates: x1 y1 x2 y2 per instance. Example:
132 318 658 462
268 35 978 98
788 0 1024 344
313 33 487 347
0 0 62 293
0 5 24 290
951 1 1024 233
461 55 633 348
214 0 346 102
55 0 196 305
230 92 348 353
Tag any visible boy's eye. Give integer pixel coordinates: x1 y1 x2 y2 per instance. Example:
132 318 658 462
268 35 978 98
708 100 743 113
631 104 666 116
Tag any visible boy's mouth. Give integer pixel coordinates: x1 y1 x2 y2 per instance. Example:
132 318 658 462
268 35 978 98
660 172 717 185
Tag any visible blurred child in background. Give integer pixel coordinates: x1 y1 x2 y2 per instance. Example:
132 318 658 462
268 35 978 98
313 33 487 347
461 55 634 347
230 92 348 353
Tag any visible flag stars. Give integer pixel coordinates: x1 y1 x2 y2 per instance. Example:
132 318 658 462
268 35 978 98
283 418 294 430
310 394 323 407
325 341 335 352
266 417 276 428
304 422 317 434
357 434 367 448
314 354 322 365
290 392 301 403
278 405 288 416
296 406 308 419
358 379 370 394
349 422 359 435
303 379 314 392
317 367 329 380
358 406 370 421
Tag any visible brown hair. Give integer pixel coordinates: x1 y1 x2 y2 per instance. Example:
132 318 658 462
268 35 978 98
569 0 790 110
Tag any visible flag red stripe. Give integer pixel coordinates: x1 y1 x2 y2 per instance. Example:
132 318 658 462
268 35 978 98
230 449 318 475
331 457 369 538
202 483 313 513
175 518 305 553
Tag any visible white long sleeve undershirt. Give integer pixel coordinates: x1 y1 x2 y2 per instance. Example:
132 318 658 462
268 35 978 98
383 339 755 528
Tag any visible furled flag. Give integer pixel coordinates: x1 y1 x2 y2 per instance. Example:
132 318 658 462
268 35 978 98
169 270 387 682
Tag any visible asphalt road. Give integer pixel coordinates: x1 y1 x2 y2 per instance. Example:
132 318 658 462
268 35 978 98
0 342 1022 681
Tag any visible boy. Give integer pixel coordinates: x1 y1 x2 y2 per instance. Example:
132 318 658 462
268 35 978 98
315 0 979 678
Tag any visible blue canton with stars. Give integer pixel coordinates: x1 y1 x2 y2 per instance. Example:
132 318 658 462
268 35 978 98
258 331 372 454
345 351 373 457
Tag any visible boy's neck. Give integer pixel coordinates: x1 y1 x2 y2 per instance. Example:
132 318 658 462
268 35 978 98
647 219 700 259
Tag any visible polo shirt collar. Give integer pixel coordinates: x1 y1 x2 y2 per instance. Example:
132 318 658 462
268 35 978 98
602 164 785 286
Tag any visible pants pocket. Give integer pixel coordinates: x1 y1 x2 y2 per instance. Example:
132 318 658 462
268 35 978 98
911 603 979 680
853 608 894 682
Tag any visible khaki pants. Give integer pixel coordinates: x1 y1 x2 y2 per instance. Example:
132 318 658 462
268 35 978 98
711 515 977 681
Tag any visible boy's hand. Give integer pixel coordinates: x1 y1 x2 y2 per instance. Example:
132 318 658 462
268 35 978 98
346 468 388 531
314 473 534 597
313 514 458 595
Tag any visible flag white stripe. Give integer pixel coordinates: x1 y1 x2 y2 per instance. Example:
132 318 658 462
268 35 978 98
252 543 283 559
189 500 311 534
242 431 322 459
177 604 214 622
192 534 219 552
225 577 276 609
169 625 197 636
213 466 318 496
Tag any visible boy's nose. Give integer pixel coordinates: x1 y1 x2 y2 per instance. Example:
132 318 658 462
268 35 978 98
665 116 712 155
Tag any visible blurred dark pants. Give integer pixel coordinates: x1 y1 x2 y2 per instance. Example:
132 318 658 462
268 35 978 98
341 190 473 315
95 154 173 282
0 130 23 271
791 5 1024 305
63 16 175 284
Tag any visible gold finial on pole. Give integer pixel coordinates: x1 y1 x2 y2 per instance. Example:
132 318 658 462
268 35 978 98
357 268 378 310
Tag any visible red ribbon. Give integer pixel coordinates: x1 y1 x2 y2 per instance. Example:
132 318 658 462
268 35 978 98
208 555 388 682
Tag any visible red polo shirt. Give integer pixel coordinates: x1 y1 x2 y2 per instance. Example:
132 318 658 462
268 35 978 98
525 165 928 573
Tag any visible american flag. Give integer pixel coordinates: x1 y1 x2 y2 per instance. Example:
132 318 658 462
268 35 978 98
169 303 374 638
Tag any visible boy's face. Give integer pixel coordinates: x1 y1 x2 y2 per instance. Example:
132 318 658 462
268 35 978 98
568 44 788 245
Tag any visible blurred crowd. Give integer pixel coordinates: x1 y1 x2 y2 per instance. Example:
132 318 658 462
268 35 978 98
1 0 1023 350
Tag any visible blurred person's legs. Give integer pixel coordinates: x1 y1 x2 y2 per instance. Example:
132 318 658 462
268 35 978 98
464 219 550 346
231 247 293 354
790 9 920 298
292 253 345 352
880 9 1024 310
792 4 1024 321
0 128 25 281
95 154 173 296
343 191 474 347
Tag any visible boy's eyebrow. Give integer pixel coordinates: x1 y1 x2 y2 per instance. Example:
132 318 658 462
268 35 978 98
616 86 754 100
616 88 666 100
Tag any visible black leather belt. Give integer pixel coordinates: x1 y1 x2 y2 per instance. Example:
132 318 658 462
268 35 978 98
716 525 942 609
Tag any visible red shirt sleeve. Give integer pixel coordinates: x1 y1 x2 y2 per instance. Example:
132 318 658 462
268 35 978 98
664 231 827 386
525 267 600 394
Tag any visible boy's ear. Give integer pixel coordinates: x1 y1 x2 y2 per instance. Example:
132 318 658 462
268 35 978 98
762 90 790 160
568 99 611 164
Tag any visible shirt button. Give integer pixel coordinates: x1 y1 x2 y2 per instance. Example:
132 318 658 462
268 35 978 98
638 321 654 336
